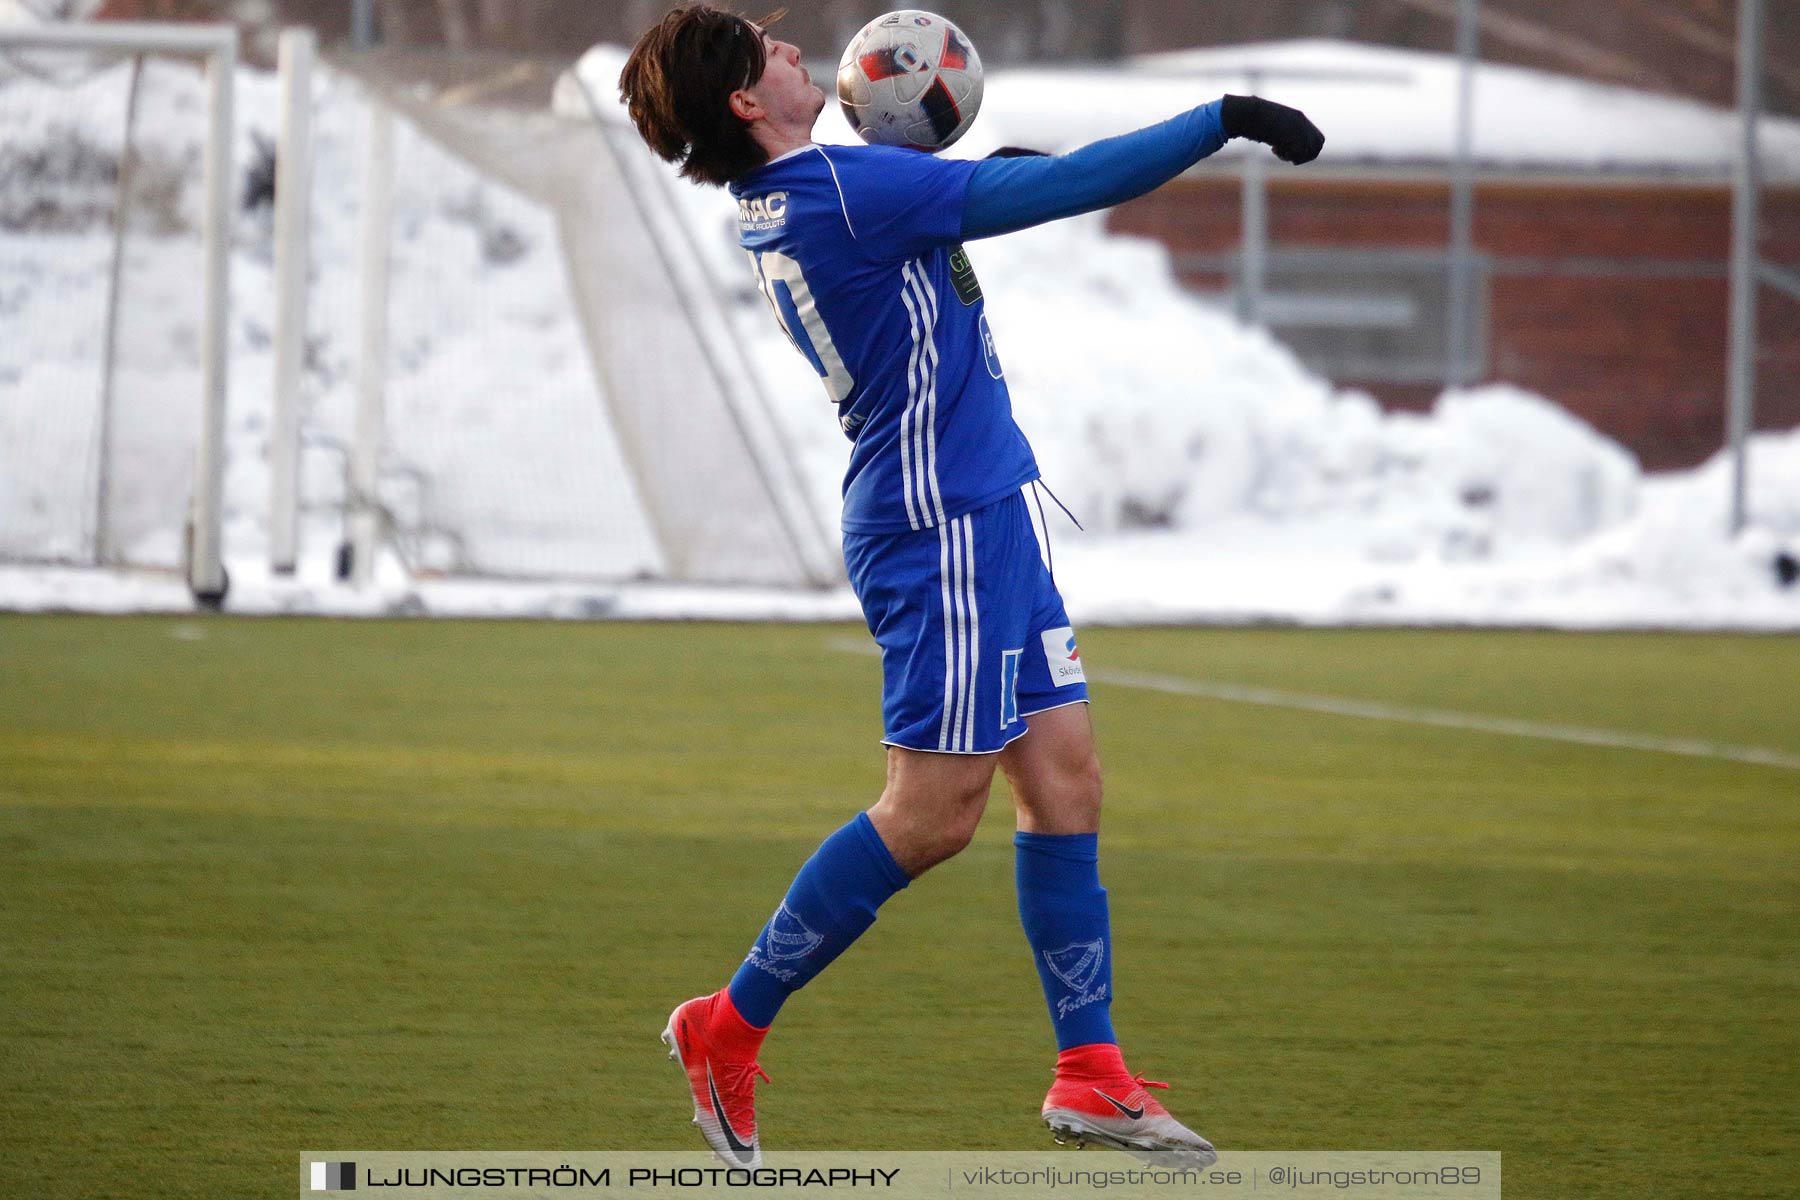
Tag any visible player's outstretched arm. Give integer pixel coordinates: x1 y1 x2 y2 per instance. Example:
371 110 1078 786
960 95 1323 240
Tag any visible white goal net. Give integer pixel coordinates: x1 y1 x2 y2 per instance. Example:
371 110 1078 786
298 67 840 590
2 25 837 602
0 21 231 597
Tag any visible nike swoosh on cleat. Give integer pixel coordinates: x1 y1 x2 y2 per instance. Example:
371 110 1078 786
705 1063 758 1162
1093 1089 1145 1120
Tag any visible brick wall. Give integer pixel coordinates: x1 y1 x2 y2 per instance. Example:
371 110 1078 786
93 0 1800 118
1108 177 1800 470
1121 0 1800 119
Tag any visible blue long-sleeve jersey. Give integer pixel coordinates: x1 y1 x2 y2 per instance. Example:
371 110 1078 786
962 101 1226 239
729 101 1228 534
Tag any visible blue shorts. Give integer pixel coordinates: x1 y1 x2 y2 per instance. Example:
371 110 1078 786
844 489 1089 755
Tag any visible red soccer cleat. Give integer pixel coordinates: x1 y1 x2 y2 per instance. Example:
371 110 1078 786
1041 1043 1217 1166
661 990 770 1168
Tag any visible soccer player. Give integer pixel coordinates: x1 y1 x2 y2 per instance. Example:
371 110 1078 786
618 6 1323 1168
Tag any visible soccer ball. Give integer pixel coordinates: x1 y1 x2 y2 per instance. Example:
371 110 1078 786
836 10 984 153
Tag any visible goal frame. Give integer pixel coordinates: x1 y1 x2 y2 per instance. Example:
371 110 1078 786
0 20 235 603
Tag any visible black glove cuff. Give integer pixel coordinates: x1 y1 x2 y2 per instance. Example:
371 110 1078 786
1220 93 1257 140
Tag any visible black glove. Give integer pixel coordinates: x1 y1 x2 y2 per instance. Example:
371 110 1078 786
1221 94 1324 165
985 146 1048 159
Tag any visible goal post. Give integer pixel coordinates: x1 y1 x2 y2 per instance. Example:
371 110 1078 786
269 26 315 576
0 20 235 603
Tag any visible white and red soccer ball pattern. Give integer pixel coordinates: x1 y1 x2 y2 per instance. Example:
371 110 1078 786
836 10 984 153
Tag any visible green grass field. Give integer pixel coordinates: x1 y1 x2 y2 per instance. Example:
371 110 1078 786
3 615 1796 1198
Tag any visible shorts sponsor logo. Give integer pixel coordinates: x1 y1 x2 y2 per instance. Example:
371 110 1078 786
1040 627 1085 687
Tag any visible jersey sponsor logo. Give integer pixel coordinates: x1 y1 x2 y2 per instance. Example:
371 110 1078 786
1041 626 1085 687
948 245 983 306
980 313 1003 379
737 191 789 232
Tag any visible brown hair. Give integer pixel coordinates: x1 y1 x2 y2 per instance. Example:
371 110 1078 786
619 5 772 187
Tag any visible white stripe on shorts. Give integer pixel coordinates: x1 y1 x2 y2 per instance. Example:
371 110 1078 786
947 517 969 751
959 515 980 752
937 518 957 751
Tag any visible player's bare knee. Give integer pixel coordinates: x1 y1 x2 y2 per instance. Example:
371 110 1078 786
871 764 992 869
1072 752 1104 810
947 786 991 842
923 775 990 853
1013 752 1102 832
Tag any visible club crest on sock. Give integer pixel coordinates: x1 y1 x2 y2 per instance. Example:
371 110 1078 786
1044 939 1104 992
1044 940 1109 1020
763 902 824 961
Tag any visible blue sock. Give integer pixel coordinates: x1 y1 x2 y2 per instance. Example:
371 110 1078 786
1015 830 1117 1050
727 811 910 1028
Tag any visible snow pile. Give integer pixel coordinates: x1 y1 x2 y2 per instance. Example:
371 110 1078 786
0 46 1796 626
1052 433 1800 628
949 219 1641 557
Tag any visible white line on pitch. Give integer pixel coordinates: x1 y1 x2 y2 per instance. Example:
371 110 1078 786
824 637 1800 772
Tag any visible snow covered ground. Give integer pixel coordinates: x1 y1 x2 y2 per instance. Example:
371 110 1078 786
0 44 1796 627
